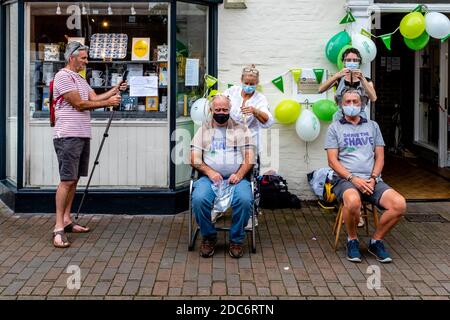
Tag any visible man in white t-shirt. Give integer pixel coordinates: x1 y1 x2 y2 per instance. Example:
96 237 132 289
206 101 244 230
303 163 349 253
52 42 126 248
191 95 255 259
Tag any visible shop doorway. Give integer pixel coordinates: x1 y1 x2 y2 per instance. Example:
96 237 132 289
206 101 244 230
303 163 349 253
374 12 450 200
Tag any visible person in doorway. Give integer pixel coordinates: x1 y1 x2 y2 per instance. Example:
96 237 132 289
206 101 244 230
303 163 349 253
52 41 126 248
319 48 377 120
191 95 255 259
325 88 406 263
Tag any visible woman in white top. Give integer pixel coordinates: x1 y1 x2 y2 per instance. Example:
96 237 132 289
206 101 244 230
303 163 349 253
223 65 274 152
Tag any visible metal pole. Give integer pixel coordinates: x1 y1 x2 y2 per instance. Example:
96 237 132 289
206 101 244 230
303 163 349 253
76 109 115 219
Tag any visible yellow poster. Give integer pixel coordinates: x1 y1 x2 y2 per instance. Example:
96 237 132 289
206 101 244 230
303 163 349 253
132 38 150 61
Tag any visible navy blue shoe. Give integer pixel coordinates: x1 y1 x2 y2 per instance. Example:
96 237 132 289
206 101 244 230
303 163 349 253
368 240 393 263
346 239 362 263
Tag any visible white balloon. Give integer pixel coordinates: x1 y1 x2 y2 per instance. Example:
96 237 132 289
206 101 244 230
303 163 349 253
190 98 209 125
351 33 377 64
425 12 450 39
295 109 321 142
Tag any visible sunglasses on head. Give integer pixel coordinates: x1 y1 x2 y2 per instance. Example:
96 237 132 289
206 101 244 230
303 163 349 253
69 42 85 57
243 68 259 75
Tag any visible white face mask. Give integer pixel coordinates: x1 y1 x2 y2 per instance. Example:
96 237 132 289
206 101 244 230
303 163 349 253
342 104 361 117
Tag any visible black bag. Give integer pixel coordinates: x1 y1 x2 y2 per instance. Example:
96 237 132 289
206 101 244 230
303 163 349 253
258 175 301 209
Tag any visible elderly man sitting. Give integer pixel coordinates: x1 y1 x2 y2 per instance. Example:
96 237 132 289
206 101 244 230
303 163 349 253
190 95 255 259
325 88 406 263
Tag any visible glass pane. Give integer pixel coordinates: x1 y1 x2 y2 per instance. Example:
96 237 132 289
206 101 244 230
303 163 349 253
418 39 440 148
5 3 18 183
175 2 208 187
25 2 170 188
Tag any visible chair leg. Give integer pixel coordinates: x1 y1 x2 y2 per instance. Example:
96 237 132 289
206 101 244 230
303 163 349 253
363 204 369 236
334 205 343 251
372 204 379 229
333 204 343 235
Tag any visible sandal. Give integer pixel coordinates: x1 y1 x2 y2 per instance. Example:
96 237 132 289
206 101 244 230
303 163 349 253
52 230 70 248
64 222 90 233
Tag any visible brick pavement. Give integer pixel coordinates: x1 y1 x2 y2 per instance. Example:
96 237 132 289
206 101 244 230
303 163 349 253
0 201 449 300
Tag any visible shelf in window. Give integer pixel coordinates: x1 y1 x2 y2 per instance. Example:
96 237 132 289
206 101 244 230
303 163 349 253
32 60 167 64
87 60 167 64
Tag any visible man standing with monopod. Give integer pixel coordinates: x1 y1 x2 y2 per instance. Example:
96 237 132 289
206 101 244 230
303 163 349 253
52 42 126 248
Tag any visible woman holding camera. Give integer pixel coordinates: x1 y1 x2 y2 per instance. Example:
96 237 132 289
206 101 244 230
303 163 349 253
319 48 377 120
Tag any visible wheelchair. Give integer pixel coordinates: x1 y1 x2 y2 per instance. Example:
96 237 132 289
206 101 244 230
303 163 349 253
188 162 260 254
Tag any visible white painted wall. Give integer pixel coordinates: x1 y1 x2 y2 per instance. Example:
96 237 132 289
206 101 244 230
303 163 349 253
28 120 169 188
218 0 347 198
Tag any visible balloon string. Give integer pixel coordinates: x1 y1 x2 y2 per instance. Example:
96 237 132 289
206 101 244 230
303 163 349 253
304 142 310 164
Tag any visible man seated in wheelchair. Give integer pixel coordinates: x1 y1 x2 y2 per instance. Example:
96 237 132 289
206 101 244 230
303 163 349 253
190 94 256 259
325 88 406 263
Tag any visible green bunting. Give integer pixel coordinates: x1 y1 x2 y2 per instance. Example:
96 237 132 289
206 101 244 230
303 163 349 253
205 75 218 88
272 76 284 93
360 28 373 38
412 5 424 13
313 69 325 84
340 11 356 24
381 34 393 51
228 83 234 88
291 68 302 83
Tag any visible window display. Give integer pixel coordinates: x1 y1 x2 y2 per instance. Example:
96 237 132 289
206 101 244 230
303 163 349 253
28 2 169 119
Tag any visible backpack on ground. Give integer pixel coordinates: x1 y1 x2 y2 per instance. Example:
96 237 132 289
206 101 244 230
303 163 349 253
258 174 301 209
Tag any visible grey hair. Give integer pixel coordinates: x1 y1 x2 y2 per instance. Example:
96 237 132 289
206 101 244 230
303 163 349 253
209 94 231 110
64 41 89 62
341 87 363 105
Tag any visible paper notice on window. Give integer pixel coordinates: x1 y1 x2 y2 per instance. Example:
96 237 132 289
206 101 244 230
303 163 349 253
185 58 199 86
129 76 158 97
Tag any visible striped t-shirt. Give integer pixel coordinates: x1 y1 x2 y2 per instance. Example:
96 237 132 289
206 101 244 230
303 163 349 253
53 68 94 139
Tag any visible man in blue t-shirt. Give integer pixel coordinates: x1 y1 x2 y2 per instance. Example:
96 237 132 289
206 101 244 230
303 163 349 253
325 88 406 263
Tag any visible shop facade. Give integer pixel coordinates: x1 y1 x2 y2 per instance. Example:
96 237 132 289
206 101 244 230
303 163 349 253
0 0 222 213
1 0 449 214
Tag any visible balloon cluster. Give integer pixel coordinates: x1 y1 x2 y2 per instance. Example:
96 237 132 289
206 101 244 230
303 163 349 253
401 11 450 51
274 99 338 142
325 9 450 68
326 30 377 68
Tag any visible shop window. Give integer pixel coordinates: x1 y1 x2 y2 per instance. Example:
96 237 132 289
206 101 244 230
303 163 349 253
174 2 208 187
27 2 169 119
5 3 18 183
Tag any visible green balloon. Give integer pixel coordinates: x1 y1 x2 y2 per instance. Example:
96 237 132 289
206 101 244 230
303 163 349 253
274 99 301 124
404 32 430 51
326 31 351 64
312 99 339 122
337 45 353 70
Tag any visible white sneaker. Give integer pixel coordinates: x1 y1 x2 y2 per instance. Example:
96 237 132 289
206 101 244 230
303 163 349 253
358 216 365 228
245 215 258 230
211 210 224 223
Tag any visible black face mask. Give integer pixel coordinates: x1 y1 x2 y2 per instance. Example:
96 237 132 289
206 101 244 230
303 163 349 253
213 113 229 124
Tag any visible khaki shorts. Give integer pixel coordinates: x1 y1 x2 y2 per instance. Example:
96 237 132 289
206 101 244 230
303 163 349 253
53 137 90 181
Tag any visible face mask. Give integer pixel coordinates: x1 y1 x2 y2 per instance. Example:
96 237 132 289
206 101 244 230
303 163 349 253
342 105 361 117
242 85 256 94
345 61 360 70
213 113 229 124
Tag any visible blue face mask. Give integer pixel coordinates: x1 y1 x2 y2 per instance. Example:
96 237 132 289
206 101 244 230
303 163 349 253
342 105 361 117
345 61 360 70
242 85 256 94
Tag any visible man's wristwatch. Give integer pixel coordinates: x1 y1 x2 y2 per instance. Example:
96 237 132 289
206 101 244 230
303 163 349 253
370 174 380 183
346 174 354 182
